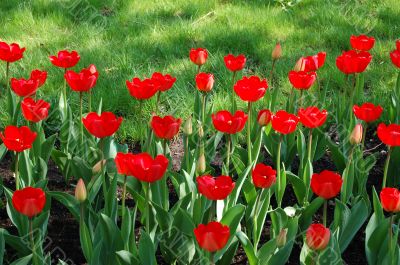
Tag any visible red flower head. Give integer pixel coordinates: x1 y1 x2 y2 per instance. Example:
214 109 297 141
224 54 246 72
115 152 134 176
30 69 47 88
190 48 208 66
234 76 268 102
302 52 326 72
196 175 235 200
10 78 39 97
336 50 372 74
310 170 343 200
151 72 176 92
12 187 46 218
288 71 317 90
126 77 159 100
252 163 276 189
377 123 400 146
380 188 400 213
194 222 230 252
151 115 182 140
0 126 37 152
49 50 80 68
353 103 383 123
390 41 400 68
195 72 214 92
257 109 272 126
82 112 122 138
350 34 375 51
306 224 330 251
298 106 328 129
0 42 25 62
21 97 50 123
271 110 299 134
65 64 98 92
128 152 169 183
211 110 248 134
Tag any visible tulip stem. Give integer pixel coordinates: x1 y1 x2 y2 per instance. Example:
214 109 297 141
139 100 144 151
88 91 92 113
304 129 313 204
269 59 276 87
185 135 190 171
225 134 231 175
80 92 84 145
63 68 67 118
382 146 393 189
361 123 367 153
99 139 108 205
389 213 394 262
145 182 151 233
253 190 261 251
122 175 127 220
210 252 215 265
15 152 19 190
323 200 327 227
201 93 206 125
247 102 252 163
276 135 283 208
29 218 38 265
5 62 9 90
156 91 161 115
163 139 168 156
231 71 237 113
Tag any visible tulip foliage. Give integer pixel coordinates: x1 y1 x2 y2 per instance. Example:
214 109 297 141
0 34 400 265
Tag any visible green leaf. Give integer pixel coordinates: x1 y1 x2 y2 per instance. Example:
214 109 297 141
138 229 156 265
116 250 139 265
286 171 306 204
48 191 80 220
9 254 32 265
299 197 324 231
236 231 258 265
80 218 93 262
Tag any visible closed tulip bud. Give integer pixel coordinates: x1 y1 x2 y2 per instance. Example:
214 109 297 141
349 123 363 145
257 109 272 126
276 228 288 247
92 159 107 174
75 178 87 202
183 116 193 135
294 57 305 71
198 124 204 138
272 43 282 60
197 153 206 174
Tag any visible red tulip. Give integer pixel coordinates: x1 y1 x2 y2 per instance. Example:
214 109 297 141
21 97 50 123
252 163 276 189
126 77 159 100
65 64 98 92
353 103 383 122
288 71 317 90
310 170 343 199
127 152 169 183
0 42 25 62
190 48 208 66
350 34 375 51
30 69 47 87
194 222 230 252
298 106 328 129
211 110 247 134
0 126 37 152
257 109 272 126
115 152 134 176
196 175 235 200
234 76 268 102
12 187 46 218
336 50 372 74
224 54 246 72
380 187 400 213
195 72 214 92
306 224 330 251
49 50 80 68
82 112 122 138
151 72 176 92
302 52 326 72
271 110 299 134
151 115 182 140
390 43 400 68
10 78 39 97
377 123 400 146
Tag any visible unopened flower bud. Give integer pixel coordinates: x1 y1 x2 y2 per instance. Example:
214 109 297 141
92 159 107 174
183 116 193 135
75 178 87 203
349 123 363 145
198 124 204 138
257 109 272 126
294 57 305 71
197 153 206 174
276 228 288 247
272 43 282 60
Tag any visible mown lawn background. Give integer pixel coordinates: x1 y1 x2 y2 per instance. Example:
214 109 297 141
0 0 399 142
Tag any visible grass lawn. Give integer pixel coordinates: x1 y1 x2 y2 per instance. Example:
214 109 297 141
0 0 399 141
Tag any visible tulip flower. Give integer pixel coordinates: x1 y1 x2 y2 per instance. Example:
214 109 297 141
150 115 181 141
390 48 400 68
65 64 98 92
195 72 214 92
10 77 39 97
252 163 276 189
288 71 317 90
224 54 246 72
349 123 363 145
211 110 248 134
302 52 327 72
0 42 25 63
306 224 330 251
294 57 306 72
336 50 372 74
257 109 272 126
377 123 400 188
189 48 208 68
271 110 299 135
49 50 80 69
197 175 235 201
380 188 400 213
82 112 123 138
75 178 87 203
151 72 176 113
271 43 282 61
194 221 230 253
21 97 50 123
353 103 383 123
30 69 47 88
0 125 37 153
350 34 375 51
126 77 160 100
298 106 328 129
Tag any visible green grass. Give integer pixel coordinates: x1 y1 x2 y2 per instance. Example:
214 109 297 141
0 0 399 141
